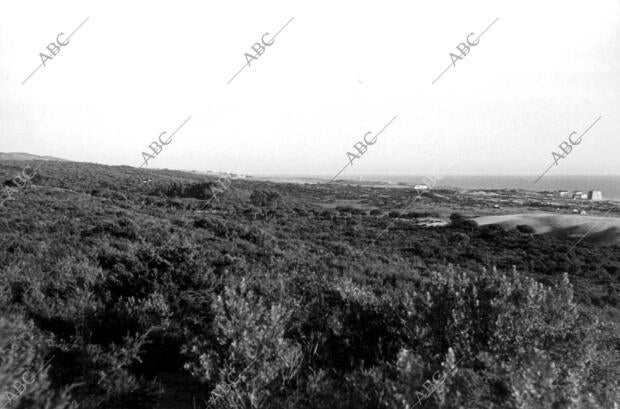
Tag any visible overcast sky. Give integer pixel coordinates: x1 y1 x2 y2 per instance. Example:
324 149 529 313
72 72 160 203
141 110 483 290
0 0 618 177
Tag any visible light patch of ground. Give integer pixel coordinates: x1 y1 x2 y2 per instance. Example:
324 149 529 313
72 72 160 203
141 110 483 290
417 217 449 227
474 213 620 245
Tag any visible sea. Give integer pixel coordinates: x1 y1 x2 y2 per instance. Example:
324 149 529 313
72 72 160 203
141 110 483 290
264 175 620 201
364 175 620 201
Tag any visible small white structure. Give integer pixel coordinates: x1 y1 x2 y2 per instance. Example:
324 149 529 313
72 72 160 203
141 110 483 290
556 190 569 198
572 191 583 200
580 210 587 215
414 184 429 191
588 190 603 201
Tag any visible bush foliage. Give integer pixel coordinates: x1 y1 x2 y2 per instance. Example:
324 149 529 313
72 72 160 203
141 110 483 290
0 161 618 408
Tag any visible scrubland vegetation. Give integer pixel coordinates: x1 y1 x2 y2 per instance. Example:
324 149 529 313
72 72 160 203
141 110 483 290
0 161 618 408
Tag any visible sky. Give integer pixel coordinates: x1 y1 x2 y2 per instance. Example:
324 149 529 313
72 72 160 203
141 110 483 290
0 0 618 178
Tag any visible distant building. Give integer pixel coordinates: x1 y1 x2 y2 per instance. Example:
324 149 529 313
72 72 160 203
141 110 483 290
580 210 587 215
572 191 583 200
414 184 429 191
588 190 603 201
556 190 569 198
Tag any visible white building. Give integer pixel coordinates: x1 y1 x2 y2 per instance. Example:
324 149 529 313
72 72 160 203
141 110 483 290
588 190 603 201
414 184 429 191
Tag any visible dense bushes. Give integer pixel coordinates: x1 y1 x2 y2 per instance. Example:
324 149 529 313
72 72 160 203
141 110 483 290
1 162 619 408
173 267 619 408
185 279 302 409
0 315 77 409
9 229 616 408
250 190 281 208
149 181 217 200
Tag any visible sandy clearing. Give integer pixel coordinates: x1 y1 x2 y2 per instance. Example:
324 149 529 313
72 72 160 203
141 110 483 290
474 213 620 245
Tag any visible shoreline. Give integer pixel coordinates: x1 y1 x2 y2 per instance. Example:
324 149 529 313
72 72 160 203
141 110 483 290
251 175 620 203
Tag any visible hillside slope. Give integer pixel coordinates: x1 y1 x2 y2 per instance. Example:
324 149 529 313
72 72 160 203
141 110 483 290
0 161 618 409
0 152 68 162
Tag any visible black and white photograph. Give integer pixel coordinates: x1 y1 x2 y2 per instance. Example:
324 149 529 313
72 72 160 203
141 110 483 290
1 1 619 408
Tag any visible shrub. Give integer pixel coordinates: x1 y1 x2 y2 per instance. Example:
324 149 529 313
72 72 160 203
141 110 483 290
150 181 216 200
516 224 535 234
0 315 77 409
184 279 302 409
250 190 281 208
387 268 619 409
